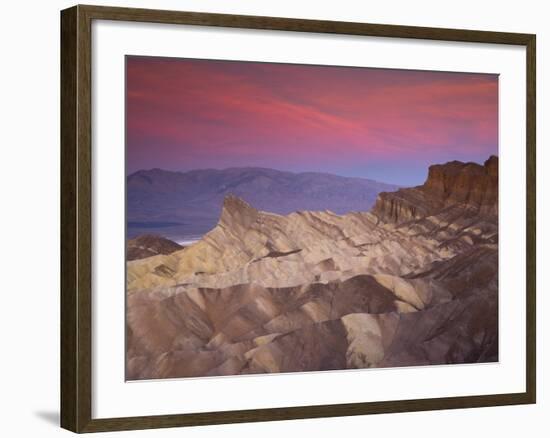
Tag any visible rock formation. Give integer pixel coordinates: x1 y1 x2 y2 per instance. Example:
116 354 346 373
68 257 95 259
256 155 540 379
126 157 499 380
372 155 498 223
127 167 399 238
127 234 183 261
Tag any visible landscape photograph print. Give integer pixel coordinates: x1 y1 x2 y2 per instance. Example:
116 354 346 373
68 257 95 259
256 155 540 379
125 56 499 381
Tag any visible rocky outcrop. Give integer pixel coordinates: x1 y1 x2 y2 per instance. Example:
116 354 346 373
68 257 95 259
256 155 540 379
372 156 498 223
126 157 499 380
126 234 183 261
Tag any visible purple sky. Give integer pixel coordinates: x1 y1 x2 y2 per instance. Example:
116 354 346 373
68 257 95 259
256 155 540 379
126 56 498 186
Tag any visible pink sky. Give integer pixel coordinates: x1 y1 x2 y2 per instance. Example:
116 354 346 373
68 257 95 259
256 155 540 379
126 56 498 185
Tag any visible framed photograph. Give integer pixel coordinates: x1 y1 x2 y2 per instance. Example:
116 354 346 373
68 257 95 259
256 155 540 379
60 4 536 433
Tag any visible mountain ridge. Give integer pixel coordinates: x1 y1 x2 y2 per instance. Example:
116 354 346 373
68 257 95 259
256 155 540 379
127 166 401 239
126 156 499 379
128 166 399 186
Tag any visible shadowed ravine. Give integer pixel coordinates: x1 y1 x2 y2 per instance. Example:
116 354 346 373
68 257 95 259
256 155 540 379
126 156 498 380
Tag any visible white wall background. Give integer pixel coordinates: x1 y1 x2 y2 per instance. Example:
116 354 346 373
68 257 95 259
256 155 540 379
0 0 546 436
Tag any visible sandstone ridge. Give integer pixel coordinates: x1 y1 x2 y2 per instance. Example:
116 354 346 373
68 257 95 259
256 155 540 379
126 157 499 380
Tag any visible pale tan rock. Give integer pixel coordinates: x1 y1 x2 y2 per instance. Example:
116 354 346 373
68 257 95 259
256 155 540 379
126 157 499 380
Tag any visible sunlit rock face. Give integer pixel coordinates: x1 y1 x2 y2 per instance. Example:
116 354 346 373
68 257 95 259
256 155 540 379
126 157 499 380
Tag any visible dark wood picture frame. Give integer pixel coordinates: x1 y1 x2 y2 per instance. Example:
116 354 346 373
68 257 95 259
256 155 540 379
61 4 536 433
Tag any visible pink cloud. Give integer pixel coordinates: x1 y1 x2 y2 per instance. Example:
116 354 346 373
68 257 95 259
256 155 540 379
126 57 498 174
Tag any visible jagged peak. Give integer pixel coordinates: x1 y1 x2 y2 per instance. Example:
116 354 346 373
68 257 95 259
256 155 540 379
219 194 259 228
222 194 254 212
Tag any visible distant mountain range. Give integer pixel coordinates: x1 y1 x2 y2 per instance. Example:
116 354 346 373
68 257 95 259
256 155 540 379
127 167 399 239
